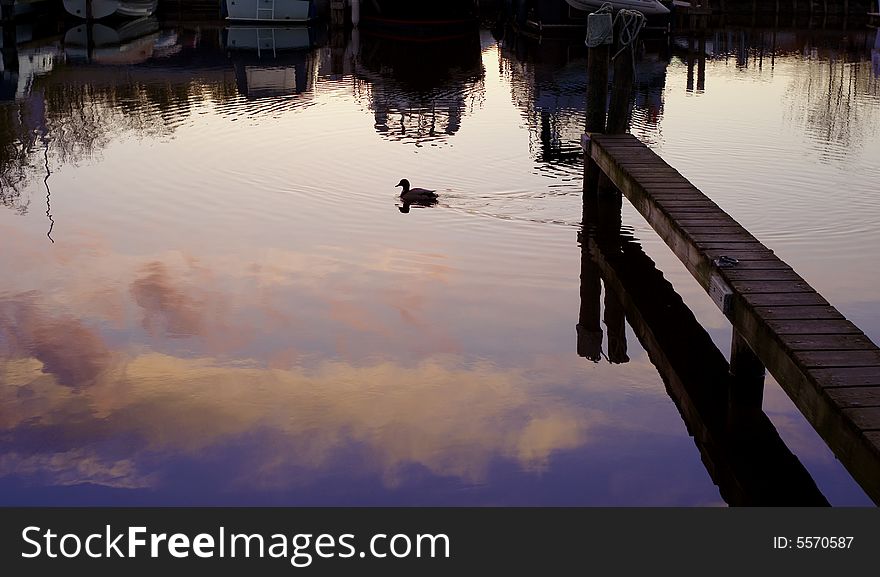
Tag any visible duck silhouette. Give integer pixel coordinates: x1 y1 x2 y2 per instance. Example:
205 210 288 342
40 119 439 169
396 179 438 203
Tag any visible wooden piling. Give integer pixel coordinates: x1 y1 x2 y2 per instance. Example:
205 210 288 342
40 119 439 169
606 41 635 135
584 43 610 200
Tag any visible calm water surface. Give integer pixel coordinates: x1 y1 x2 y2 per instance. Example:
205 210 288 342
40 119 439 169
1 17 878 505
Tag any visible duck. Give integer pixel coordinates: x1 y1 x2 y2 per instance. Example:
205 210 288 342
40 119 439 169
396 178 438 202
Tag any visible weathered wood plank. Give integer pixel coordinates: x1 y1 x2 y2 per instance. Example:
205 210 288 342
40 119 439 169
696 240 769 250
649 192 712 200
623 169 685 178
702 249 779 261
813 367 880 387
765 319 862 334
723 269 805 281
593 134 651 144
691 235 763 245
842 407 880 431
715 260 793 270
656 196 721 210
663 207 728 215
728 280 815 294
641 183 701 190
622 171 685 179
639 181 699 187
779 334 878 351
755 306 845 320
684 227 752 236
794 350 880 368
741 292 830 306
825 387 880 409
674 218 743 227
617 163 688 172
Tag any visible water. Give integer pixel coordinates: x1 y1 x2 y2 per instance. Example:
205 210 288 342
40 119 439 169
1 13 878 505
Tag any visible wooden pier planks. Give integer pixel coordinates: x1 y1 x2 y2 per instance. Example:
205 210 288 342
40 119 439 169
588 132 880 504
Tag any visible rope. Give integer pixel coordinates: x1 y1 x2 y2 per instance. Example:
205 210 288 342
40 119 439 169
611 9 646 62
585 4 648 85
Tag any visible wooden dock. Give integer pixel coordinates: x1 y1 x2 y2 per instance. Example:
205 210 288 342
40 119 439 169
585 133 880 504
581 194 828 504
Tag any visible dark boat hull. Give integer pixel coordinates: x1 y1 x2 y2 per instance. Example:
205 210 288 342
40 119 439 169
359 0 479 36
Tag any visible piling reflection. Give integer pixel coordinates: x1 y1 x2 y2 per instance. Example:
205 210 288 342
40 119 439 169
671 27 880 153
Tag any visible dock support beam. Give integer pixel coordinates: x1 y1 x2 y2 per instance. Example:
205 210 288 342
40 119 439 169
729 330 766 410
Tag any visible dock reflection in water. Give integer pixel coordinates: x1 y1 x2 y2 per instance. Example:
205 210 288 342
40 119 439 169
581 189 828 505
0 14 878 505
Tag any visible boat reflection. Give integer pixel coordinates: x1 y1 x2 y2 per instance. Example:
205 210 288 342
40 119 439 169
63 0 158 20
670 27 880 153
874 28 880 77
224 25 318 99
353 26 484 146
63 17 162 65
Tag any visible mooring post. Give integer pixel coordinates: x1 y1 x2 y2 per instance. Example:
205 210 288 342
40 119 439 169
330 0 346 27
606 30 635 135
586 46 609 135
729 330 766 410
584 41 610 201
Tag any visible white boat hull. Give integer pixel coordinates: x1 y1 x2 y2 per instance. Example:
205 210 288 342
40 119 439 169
565 0 670 16
226 0 313 22
63 0 119 19
226 26 312 51
63 0 158 19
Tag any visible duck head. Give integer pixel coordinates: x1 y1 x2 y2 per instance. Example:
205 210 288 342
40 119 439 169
395 178 411 193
